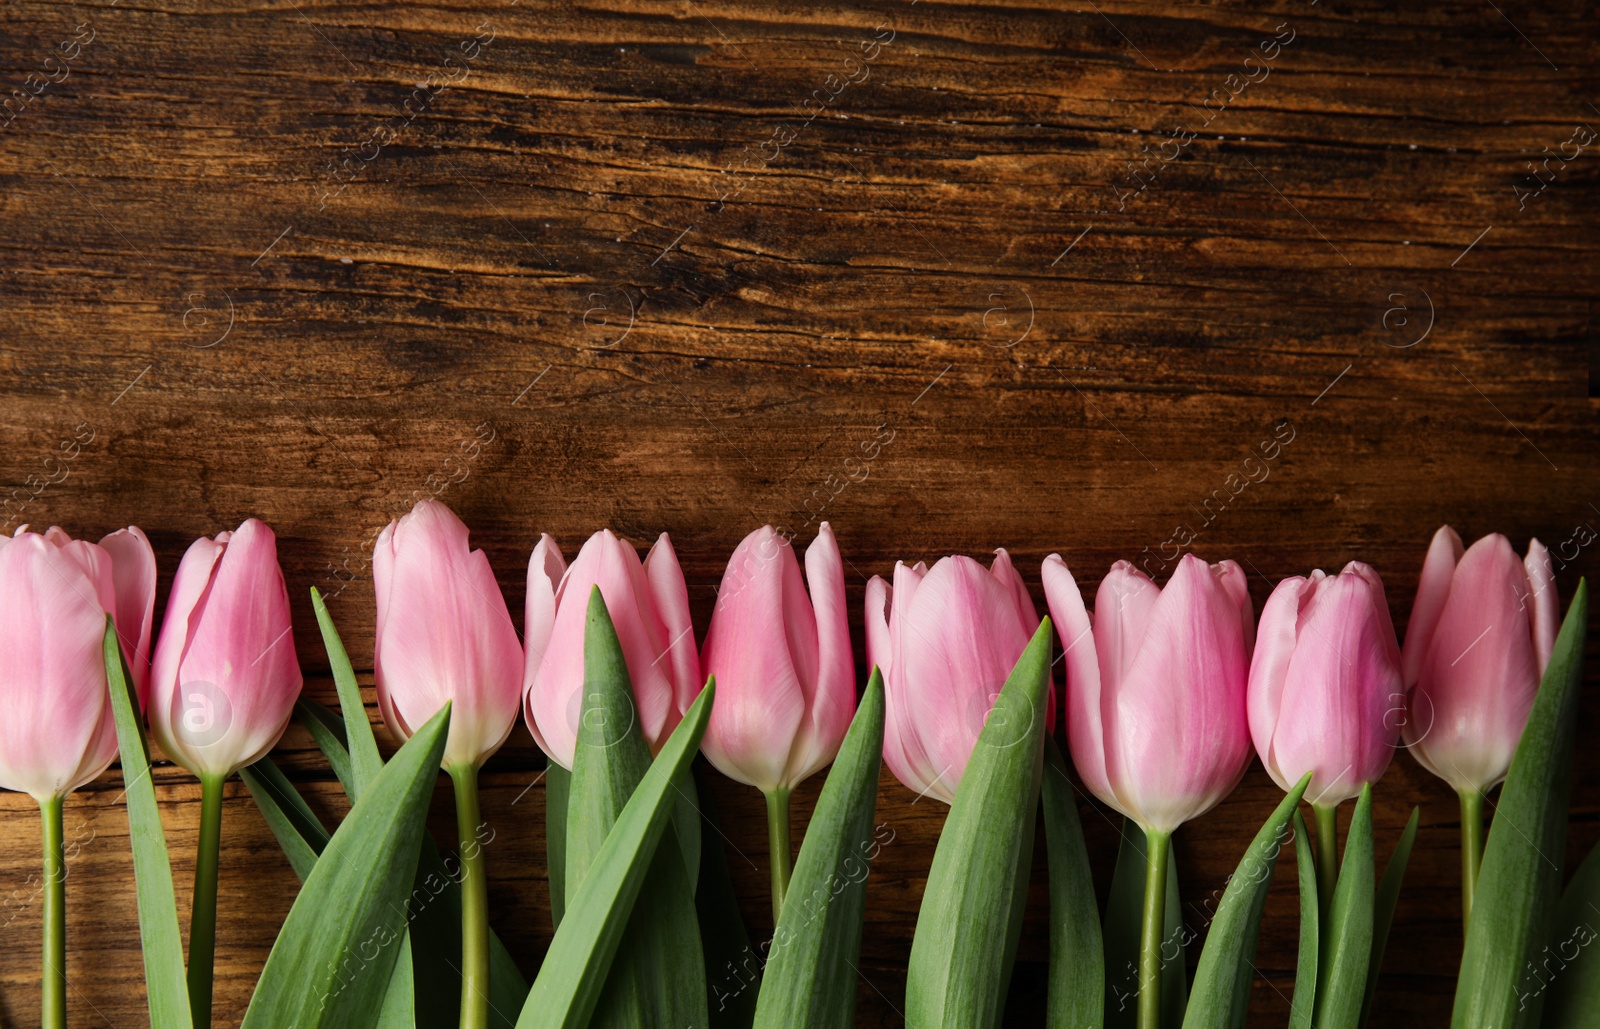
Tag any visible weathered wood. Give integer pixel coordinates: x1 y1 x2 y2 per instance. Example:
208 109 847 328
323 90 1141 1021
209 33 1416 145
0 0 1596 1023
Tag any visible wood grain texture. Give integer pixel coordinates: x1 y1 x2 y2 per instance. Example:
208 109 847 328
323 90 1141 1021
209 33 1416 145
0 0 1596 1023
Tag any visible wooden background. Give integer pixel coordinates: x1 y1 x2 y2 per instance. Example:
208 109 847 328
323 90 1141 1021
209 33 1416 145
1 0 1597 1024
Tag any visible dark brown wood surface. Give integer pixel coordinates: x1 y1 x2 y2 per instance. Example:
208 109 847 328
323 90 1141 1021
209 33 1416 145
1 0 1597 1024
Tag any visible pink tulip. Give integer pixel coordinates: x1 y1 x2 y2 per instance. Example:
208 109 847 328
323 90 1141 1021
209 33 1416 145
374 500 523 771
1043 553 1254 834
1401 526 1557 794
524 529 701 769
150 519 302 778
0 525 155 801
1247 562 1403 807
701 524 854 793
865 550 1053 805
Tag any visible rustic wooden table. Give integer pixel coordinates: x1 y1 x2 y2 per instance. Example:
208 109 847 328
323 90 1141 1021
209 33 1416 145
1 0 1596 1024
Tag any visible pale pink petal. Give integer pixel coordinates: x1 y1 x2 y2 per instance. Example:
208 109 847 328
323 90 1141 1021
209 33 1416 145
373 502 519 769
864 574 892 680
1268 568 1401 805
98 526 157 706
700 526 805 790
1247 574 1310 790
1524 539 1558 674
1411 534 1539 791
644 532 702 715
0 534 118 800
148 535 227 768
1042 554 1115 809
523 534 565 685
1094 561 1161 698
1106 555 1251 832
896 556 1032 801
787 522 855 785
1402 525 1464 686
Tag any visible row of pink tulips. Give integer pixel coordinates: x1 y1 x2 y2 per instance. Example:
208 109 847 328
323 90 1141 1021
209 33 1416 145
0 502 1556 1029
0 503 1555 827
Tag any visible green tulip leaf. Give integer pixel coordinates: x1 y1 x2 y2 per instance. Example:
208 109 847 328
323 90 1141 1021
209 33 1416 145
565 586 708 1028
1182 772 1311 1029
240 758 328 880
547 761 570 929
103 620 195 1029
1106 821 1185 1029
1453 580 1588 1029
295 697 357 797
1541 837 1600 1025
515 674 716 1029
245 711 526 1028
753 669 886 1029
238 703 449 1029
904 619 1054 1029
1361 805 1419 1027
1312 785 1374 1029
311 587 385 791
696 763 760 1029
1042 741 1103 1029
1287 809 1318 1029
305 589 527 1028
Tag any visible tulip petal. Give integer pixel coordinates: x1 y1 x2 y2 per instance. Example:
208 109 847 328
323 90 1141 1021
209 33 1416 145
1524 538 1558 675
148 534 227 770
99 525 157 706
990 548 1039 628
169 520 303 775
878 565 945 802
1410 534 1540 791
1401 525 1464 686
1269 568 1401 805
993 548 1056 731
788 522 855 785
864 574 892 680
373 502 519 770
644 532 702 716
524 534 566 685
1247 574 1310 791
1104 555 1251 833
1094 561 1161 699
893 556 1034 803
1042 554 1115 810
0 534 119 799
700 527 806 790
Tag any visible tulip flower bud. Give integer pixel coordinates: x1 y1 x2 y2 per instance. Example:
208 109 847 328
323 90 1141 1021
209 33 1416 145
1043 553 1253 835
373 500 523 771
523 529 701 770
865 549 1053 805
701 523 854 793
1401 526 1557 794
1247 562 1403 806
150 519 302 778
0 525 155 801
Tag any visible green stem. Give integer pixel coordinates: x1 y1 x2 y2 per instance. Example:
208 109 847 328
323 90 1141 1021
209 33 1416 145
1459 788 1484 934
451 763 489 1029
40 795 64 1029
1138 828 1171 1029
1313 803 1339 922
188 773 225 1029
765 788 793 926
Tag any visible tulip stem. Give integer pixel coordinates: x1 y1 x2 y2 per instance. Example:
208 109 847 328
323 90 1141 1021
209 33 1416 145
1459 788 1484 933
1313 803 1339 920
1138 828 1170 1029
765 788 793 926
40 795 65 1029
451 763 490 1029
188 773 224 1029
